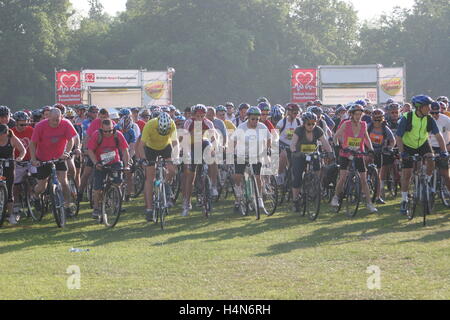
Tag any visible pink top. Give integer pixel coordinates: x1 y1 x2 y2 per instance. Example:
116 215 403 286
87 130 129 165
32 119 77 161
339 120 367 157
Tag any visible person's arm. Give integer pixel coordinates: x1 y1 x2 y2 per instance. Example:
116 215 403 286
290 133 299 153
435 133 447 153
333 121 346 146
364 129 374 152
12 136 26 161
87 149 99 169
319 135 333 153
122 148 130 169
29 141 39 166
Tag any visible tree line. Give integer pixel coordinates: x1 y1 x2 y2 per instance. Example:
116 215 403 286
0 0 448 110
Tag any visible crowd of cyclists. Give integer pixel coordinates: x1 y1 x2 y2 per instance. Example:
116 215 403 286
0 93 449 228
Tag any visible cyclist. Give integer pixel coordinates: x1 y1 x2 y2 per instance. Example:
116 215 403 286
0 124 26 224
429 101 450 193
313 100 335 131
31 109 42 127
225 102 235 122
82 105 99 137
269 105 283 127
181 104 216 216
136 109 150 132
140 112 177 220
30 108 78 216
258 102 276 133
215 105 236 133
87 119 130 219
396 95 448 214
234 103 249 127
0 106 16 129
385 103 401 136
74 105 87 124
308 106 332 140
367 109 396 204
41 106 52 120
276 103 302 185
332 105 347 133
290 112 333 212
64 108 82 190
231 107 271 215
332 104 378 213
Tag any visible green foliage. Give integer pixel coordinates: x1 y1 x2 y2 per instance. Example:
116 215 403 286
0 0 448 108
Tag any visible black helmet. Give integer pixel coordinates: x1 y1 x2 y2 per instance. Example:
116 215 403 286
0 106 11 117
13 111 30 121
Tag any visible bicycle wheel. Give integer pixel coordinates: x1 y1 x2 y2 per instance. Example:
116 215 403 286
345 173 361 218
252 175 261 220
203 175 212 217
303 172 321 221
68 177 80 217
367 165 379 203
0 183 8 227
24 177 42 222
87 175 94 209
439 182 450 208
262 175 278 216
385 168 398 199
102 184 122 228
50 184 66 228
132 166 145 198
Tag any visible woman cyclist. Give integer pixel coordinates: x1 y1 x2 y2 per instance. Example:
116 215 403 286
332 104 378 213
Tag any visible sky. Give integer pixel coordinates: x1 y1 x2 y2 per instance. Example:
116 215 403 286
70 0 415 21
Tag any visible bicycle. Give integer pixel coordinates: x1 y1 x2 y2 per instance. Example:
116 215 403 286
403 154 436 226
335 149 373 218
278 144 292 206
193 163 212 217
96 161 126 228
0 158 13 227
238 161 262 220
149 157 170 229
380 148 401 200
431 155 450 208
13 161 41 222
130 158 146 199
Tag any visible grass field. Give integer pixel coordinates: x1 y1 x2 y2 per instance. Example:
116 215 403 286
1 194 450 300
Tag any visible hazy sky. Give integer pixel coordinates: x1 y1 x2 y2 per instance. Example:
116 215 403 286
70 0 415 21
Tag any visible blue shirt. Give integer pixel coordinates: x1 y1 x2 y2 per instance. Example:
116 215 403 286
115 125 137 144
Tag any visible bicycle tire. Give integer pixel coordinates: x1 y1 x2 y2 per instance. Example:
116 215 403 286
101 184 122 228
304 172 321 221
439 182 450 208
263 175 278 216
0 183 8 227
50 184 65 228
345 173 361 218
87 176 94 209
251 175 260 220
68 177 80 217
367 165 379 203
25 178 42 221
132 166 145 198
203 175 212 217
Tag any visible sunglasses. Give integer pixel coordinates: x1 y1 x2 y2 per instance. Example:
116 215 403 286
90 110 99 113
261 113 270 116
103 130 114 133
431 112 440 115
373 118 383 122
249 117 259 121
17 124 28 127
305 122 316 126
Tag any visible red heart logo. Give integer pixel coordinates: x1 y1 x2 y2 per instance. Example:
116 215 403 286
60 74 79 89
296 72 314 87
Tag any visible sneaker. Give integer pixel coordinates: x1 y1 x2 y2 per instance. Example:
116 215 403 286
145 209 153 222
8 213 18 225
92 209 101 220
400 200 408 215
367 202 378 214
331 195 340 207
376 198 386 205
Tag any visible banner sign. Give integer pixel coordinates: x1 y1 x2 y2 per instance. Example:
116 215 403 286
82 69 140 88
291 69 318 103
378 67 405 103
56 71 82 105
322 88 378 105
142 71 170 106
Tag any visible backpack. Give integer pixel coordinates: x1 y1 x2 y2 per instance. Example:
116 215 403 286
405 111 433 133
279 117 301 133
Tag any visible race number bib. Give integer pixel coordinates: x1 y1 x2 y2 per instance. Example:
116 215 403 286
300 144 316 153
286 128 295 140
370 133 383 146
347 137 362 150
100 151 116 164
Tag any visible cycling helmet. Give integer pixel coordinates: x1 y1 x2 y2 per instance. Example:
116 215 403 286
386 103 400 111
192 104 207 114
175 115 186 122
372 109 385 116
225 102 234 108
430 102 441 112
119 108 131 116
257 97 269 104
365 105 374 113
247 107 262 116
32 109 42 117
270 107 283 123
238 103 250 111
151 110 161 119
168 105 176 111
385 98 395 105
412 95 434 108
258 102 271 111
118 116 133 131
161 106 170 113
215 105 226 112
65 108 75 118
131 107 140 113
349 104 364 113
0 106 11 117
174 110 181 117
286 103 300 112
314 100 323 106
301 112 317 122
354 99 367 107
335 105 347 114
158 112 172 136
437 96 449 103
13 111 30 121
307 106 322 115
140 109 150 117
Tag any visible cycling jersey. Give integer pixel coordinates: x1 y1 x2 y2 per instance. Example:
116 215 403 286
141 118 177 151
368 125 395 151
339 120 367 157
136 120 146 132
293 126 323 153
396 112 439 149
262 119 276 133
184 118 214 144
223 119 236 131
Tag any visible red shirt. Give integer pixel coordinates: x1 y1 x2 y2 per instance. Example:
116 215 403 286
263 119 276 132
31 119 77 161
12 126 33 160
136 120 146 132
86 118 116 138
87 130 129 165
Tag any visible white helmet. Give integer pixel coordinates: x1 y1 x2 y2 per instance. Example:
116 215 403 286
158 112 172 136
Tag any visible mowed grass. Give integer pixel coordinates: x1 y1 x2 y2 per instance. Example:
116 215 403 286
1 193 450 300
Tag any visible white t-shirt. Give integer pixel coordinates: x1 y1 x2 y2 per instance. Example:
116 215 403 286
429 114 450 147
232 121 271 161
276 117 302 145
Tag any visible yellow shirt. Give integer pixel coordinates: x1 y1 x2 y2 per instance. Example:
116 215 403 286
224 120 236 131
141 118 177 150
